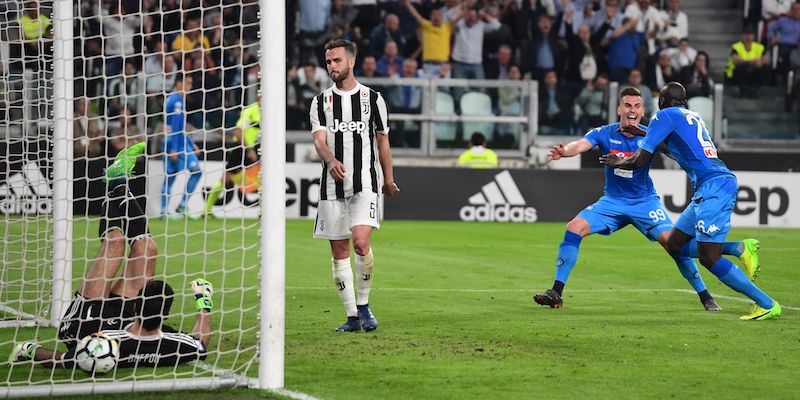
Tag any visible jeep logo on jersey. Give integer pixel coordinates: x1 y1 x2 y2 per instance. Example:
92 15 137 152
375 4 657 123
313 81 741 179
0 162 52 215
328 119 367 133
459 170 538 223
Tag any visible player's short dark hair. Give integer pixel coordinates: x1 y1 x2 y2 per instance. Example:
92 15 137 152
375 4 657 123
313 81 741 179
619 86 642 100
174 72 184 83
658 82 688 110
137 280 174 330
470 132 487 146
324 39 357 59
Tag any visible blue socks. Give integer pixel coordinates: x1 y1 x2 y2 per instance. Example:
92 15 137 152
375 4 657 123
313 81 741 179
553 231 583 294
708 258 773 309
161 173 176 213
181 170 202 209
680 240 743 258
672 256 708 294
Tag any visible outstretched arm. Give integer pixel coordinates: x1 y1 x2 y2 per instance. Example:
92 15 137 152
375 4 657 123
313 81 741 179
400 0 426 26
548 138 593 161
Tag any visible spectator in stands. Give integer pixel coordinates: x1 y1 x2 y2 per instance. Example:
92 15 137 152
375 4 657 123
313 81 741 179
145 42 177 93
607 17 643 83
523 14 561 81
563 11 602 85
790 46 800 111
763 0 793 20
589 0 623 38
107 62 142 117
436 62 453 80
389 58 423 148
108 108 145 156
624 0 661 55
328 0 358 39
368 13 406 58
451 6 501 81
287 65 306 130
670 38 697 71
486 45 514 80
401 0 455 79
297 0 331 66
725 27 770 98
457 132 499 169
656 0 688 49
99 0 140 77
357 55 378 77
767 1 800 75
172 18 211 52
576 73 610 131
627 68 654 118
73 97 105 159
482 4 514 60
298 63 331 110
16 1 51 71
559 1 596 38
647 50 678 91
376 40 405 77
539 70 574 134
497 64 523 139
684 51 714 99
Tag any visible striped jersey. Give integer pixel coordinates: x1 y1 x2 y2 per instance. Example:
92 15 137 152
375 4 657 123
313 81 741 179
309 82 389 200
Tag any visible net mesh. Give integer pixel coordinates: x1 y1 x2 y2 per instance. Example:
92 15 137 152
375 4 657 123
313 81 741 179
1 0 263 390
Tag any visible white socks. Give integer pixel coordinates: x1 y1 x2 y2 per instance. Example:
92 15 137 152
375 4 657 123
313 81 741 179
355 248 374 306
332 258 357 317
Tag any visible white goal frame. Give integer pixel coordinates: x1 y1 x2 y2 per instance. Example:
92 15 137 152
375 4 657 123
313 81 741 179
1 0 286 397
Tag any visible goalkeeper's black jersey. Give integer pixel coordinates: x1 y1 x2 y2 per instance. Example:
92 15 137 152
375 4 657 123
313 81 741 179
99 324 206 368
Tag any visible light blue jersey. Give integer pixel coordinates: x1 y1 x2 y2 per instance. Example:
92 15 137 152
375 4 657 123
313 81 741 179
164 92 194 155
639 106 733 189
585 123 656 200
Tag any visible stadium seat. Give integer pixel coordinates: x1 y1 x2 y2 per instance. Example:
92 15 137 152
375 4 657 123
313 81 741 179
459 91 495 141
687 96 714 135
435 91 457 141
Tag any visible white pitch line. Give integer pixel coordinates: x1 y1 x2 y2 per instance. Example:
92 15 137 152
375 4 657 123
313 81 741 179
193 360 323 400
288 286 798 310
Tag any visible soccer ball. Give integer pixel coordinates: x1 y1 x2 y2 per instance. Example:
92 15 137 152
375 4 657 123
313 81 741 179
74 332 119 374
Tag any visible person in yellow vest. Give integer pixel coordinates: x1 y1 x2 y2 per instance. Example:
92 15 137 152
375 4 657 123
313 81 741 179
17 2 51 70
204 97 261 215
725 26 770 98
457 132 499 169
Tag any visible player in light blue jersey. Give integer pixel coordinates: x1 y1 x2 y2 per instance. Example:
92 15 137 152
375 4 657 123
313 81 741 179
601 82 781 320
534 87 724 311
162 74 202 218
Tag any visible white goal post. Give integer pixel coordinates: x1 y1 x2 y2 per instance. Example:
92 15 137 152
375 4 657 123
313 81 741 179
0 0 285 396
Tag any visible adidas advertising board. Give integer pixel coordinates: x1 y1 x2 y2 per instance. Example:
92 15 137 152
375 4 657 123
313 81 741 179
0 162 52 215
459 171 538 223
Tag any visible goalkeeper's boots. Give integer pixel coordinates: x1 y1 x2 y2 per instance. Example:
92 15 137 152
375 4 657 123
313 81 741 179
191 278 214 312
740 301 782 321
8 342 39 363
336 317 362 333
106 142 146 180
702 297 722 312
357 304 378 332
533 289 563 308
739 239 761 281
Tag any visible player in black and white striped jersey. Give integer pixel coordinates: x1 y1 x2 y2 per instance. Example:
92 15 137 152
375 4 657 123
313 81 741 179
309 39 400 333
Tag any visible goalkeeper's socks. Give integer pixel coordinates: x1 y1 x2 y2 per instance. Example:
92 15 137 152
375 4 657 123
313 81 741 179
204 181 224 213
355 248 374 306
672 256 708 294
679 240 743 258
708 258 773 309
332 258 357 317
553 231 582 290
109 185 148 241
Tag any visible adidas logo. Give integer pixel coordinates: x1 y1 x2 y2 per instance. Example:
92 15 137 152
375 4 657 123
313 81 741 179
459 170 538 223
0 162 52 215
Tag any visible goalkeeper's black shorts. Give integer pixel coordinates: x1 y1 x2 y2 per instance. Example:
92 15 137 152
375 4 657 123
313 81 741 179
225 144 260 174
58 292 138 348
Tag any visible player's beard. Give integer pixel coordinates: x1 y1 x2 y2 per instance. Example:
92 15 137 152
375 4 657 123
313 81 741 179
330 65 351 83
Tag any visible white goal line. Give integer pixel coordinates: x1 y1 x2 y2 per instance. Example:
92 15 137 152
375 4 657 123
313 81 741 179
287 286 800 311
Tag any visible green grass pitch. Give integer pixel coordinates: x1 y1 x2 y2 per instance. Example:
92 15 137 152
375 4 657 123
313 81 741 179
2 218 799 399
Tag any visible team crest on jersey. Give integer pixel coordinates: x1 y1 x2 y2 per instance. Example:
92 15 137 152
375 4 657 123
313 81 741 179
361 91 370 115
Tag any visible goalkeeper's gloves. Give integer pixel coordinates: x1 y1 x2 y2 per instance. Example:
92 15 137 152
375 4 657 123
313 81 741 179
190 278 214 312
9 341 39 363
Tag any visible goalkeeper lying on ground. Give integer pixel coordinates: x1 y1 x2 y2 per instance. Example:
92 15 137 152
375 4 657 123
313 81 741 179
9 143 215 368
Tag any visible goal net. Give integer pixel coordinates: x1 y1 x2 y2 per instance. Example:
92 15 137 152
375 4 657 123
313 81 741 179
1 0 284 396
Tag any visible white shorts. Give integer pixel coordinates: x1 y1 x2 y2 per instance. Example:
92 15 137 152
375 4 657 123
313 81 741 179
313 191 381 240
